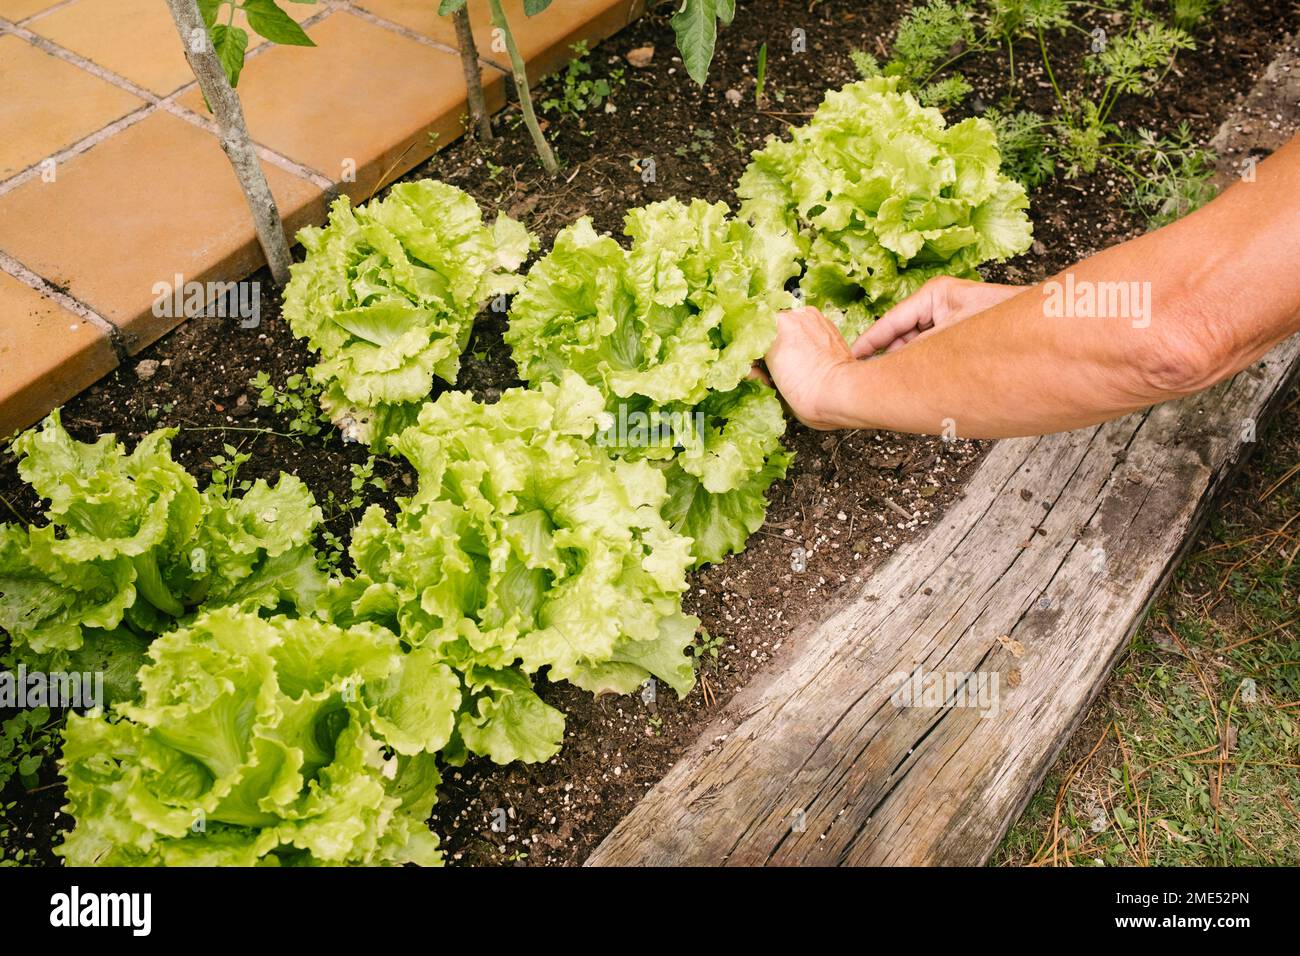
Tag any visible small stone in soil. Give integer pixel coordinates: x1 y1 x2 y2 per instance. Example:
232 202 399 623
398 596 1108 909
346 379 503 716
626 45 654 68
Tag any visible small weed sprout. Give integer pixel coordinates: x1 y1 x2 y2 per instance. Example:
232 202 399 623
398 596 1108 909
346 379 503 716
250 370 328 437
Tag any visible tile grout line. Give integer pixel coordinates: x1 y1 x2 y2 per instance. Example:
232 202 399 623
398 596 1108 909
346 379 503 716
0 249 130 364
155 4 342 190
0 15 163 104
343 3 511 75
1 1 498 199
0 9 340 195
16 0 80 27
0 104 157 199
161 99 337 190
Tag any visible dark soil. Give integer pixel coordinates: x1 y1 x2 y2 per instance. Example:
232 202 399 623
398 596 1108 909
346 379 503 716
2 0 1295 866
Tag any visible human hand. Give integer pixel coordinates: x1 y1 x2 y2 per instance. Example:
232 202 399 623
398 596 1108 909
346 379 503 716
850 276 1025 357
760 306 858 430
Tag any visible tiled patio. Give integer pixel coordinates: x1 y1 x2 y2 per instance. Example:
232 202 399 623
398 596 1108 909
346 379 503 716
0 0 643 436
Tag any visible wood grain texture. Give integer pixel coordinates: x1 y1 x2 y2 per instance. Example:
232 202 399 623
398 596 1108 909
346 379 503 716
588 339 1300 866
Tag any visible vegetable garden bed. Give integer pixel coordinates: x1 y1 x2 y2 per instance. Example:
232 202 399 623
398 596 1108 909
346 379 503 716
1 0 1296 867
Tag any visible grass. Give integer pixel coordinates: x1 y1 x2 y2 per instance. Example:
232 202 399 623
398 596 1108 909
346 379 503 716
996 387 1300 866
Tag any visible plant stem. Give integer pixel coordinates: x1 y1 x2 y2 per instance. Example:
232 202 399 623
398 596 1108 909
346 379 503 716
1037 26 1068 115
920 46 978 87
486 0 558 174
452 5 493 143
166 0 292 285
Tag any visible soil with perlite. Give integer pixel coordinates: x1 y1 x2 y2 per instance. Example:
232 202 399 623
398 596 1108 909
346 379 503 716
1 0 1294 866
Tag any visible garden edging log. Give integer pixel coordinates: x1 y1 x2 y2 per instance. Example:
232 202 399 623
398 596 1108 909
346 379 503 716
588 336 1300 866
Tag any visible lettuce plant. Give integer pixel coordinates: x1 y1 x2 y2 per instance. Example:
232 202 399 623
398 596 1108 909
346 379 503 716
0 412 324 662
505 198 798 566
322 374 699 765
283 180 535 447
739 76 1034 340
56 607 456 866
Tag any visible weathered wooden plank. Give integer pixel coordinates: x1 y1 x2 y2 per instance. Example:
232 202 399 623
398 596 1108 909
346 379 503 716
588 337 1300 867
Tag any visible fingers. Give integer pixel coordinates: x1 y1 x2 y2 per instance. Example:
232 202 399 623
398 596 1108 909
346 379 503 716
780 304 830 326
884 329 922 352
747 362 773 387
849 276 1025 357
851 289 935 358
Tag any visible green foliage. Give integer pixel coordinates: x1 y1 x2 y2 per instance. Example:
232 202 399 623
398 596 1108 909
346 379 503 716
322 377 701 763
56 607 453 866
755 42 768 104
673 126 717 160
540 42 621 118
850 49 882 79
0 707 56 793
1053 97 1111 176
504 198 799 566
249 371 328 437
918 73 973 108
987 108 1057 188
690 628 725 669
1116 124 1218 228
0 412 325 661
197 0 316 90
1085 21 1195 99
670 0 737 85
347 455 387 513
871 0 1213 224
885 0 978 85
989 0 1073 37
283 181 535 448
1170 0 1224 31
739 76 1033 340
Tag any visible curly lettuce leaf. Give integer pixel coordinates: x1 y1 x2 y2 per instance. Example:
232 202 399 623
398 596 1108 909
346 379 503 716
0 412 325 660
284 179 536 448
323 375 699 764
55 607 455 866
739 75 1033 340
505 200 796 565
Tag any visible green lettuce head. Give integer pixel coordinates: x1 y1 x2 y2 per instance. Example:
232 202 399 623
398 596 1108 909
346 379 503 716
739 75 1033 340
322 374 699 765
504 199 797 566
0 412 325 663
56 606 458 866
284 179 536 448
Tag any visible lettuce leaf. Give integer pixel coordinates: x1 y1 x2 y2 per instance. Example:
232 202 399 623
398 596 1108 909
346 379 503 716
505 199 796 566
739 76 1033 340
0 412 325 661
55 606 454 867
322 374 699 764
284 180 536 448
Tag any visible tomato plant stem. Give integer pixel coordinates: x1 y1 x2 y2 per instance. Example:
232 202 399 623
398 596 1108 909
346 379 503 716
487 0 558 175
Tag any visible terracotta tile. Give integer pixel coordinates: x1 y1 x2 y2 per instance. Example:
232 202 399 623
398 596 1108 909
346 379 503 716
0 110 322 353
30 0 318 96
357 0 636 79
489 0 635 80
177 10 505 199
352 0 463 49
0 0 65 22
0 35 145 180
0 272 117 437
